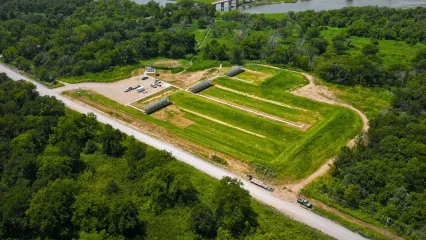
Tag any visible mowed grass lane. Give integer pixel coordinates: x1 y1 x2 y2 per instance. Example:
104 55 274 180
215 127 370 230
170 91 302 143
214 76 334 117
201 86 321 125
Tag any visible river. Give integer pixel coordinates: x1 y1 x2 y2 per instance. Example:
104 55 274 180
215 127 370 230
134 0 426 13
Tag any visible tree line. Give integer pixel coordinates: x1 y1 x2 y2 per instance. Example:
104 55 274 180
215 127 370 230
203 7 426 87
0 0 215 82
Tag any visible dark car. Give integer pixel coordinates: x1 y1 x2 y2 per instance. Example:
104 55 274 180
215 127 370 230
132 85 140 89
142 76 149 80
297 197 312 208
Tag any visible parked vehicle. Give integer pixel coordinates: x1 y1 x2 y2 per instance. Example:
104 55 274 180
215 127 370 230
247 175 273 191
297 197 312 208
136 86 145 93
142 76 149 80
155 78 162 83
124 87 132 92
150 83 157 88
132 85 140 90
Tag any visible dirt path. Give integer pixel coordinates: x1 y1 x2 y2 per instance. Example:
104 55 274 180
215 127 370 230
283 71 369 193
196 28 211 50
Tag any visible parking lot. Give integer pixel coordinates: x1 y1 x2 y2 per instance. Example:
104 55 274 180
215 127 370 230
61 75 171 105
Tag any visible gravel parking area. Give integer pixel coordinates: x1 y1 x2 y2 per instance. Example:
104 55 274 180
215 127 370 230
57 75 171 105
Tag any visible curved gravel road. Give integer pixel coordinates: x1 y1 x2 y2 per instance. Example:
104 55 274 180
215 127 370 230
0 63 367 240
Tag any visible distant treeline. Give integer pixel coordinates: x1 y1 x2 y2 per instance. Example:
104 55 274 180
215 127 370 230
0 0 215 82
203 7 426 87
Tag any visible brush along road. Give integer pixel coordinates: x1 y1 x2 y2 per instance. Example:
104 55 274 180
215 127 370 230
0 63 366 240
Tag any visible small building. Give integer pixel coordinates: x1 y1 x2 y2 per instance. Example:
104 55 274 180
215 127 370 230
145 66 156 74
188 79 213 93
226 66 244 77
142 97 171 114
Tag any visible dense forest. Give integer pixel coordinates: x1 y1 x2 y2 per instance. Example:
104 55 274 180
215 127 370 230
203 7 426 87
304 54 426 239
0 0 214 81
0 73 331 239
2 0 425 88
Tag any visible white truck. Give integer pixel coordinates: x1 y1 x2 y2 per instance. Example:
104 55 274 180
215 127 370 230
136 86 146 93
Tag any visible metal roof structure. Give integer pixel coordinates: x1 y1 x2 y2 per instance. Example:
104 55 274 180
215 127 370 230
142 97 171 114
226 66 244 77
188 79 213 93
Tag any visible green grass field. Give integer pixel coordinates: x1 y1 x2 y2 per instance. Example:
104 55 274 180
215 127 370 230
66 66 362 182
321 81 394 120
321 27 426 68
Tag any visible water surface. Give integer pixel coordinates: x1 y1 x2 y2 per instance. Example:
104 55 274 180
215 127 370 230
134 0 426 13
239 0 426 13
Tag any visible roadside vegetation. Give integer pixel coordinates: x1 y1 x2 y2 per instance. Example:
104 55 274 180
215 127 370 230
0 74 333 239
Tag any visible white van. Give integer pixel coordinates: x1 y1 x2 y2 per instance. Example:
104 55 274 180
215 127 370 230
136 86 145 93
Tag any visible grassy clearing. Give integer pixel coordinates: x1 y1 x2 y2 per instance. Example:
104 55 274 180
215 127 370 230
244 63 282 75
60 64 140 83
321 27 426 67
235 70 271 84
321 81 394 119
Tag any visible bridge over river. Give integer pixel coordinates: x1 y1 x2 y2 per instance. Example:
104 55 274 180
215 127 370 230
211 0 254 11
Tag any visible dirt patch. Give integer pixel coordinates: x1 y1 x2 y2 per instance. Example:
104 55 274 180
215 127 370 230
151 105 194 128
157 67 233 89
154 60 182 68
157 69 212 88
